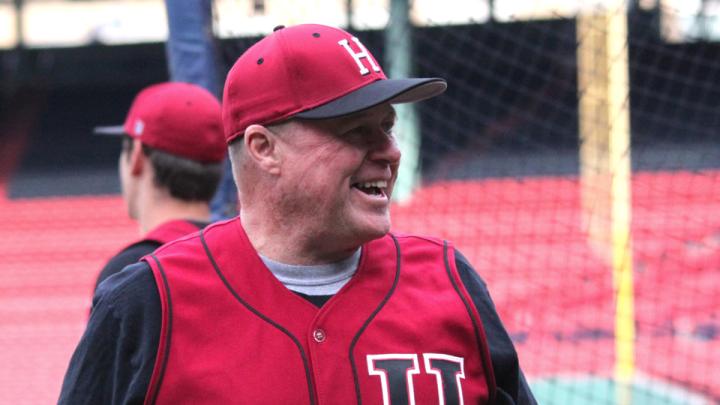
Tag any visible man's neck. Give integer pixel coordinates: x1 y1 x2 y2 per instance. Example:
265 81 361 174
240 209 359 265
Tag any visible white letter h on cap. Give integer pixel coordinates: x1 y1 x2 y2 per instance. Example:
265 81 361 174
338 37 381 76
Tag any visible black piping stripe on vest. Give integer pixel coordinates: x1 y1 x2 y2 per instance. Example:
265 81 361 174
350 234 402 405
147 254 174 405
442 241 497 403
199 230 317 405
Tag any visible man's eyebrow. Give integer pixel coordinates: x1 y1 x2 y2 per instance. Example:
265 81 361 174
350 105 397 121
327 106 397 132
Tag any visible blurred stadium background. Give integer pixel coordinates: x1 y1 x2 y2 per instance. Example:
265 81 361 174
1 0 719 404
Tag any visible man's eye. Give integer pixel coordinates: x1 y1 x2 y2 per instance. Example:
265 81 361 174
381 122 394 134
344 126 369 137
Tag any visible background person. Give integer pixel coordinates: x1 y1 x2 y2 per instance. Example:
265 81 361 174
92 82 226 291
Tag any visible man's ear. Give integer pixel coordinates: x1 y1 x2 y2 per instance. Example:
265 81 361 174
129 139 145 176
244 124 281 175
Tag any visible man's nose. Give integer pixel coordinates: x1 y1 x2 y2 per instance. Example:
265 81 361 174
367 134 402 165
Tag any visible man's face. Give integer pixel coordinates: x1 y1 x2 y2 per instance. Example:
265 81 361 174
274 103 401 251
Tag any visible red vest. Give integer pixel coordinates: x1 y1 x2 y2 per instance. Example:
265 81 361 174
140 220 203 246
114 220 202 256
143 218 496 405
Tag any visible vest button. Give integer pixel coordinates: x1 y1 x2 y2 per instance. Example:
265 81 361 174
313 328 326 343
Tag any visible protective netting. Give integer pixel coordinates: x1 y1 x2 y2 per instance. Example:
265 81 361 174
214 1 720 403
2 1 718 404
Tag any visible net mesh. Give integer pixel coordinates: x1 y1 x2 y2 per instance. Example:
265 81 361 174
211 1 720 403
2 1 718 404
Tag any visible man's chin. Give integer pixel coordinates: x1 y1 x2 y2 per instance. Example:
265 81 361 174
353 221 392 244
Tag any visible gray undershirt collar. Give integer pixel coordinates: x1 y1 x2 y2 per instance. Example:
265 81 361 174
259 248 361 296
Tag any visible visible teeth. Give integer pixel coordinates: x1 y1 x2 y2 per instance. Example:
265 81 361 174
359 180 387 189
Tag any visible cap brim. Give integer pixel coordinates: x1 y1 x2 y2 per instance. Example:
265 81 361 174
93 125 126 136
295 78 447 120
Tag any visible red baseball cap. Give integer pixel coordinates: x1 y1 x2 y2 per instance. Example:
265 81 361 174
222 24 447 143
95 82 226 163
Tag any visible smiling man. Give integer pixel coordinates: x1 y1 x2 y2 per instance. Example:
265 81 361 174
59 24 535 405
234 104 401 265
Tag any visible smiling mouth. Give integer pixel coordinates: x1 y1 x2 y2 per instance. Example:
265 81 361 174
352 180 388 197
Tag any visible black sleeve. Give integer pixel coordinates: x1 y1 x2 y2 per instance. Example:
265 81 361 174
59 262 161 405
94 241 161 292
455 249 537 405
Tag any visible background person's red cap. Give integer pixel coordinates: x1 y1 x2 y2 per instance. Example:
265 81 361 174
94 82 226 163
222 24 447 143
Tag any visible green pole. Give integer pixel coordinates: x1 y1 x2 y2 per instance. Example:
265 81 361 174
346 0 354 30
14 0 23 49
386 0 420 203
